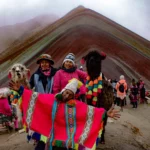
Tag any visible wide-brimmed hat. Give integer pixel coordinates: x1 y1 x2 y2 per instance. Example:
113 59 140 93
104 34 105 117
36 54 54 65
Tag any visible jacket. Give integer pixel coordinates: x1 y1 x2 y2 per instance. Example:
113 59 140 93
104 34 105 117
53 69 87 94
30 67 57 94
116 79 127 99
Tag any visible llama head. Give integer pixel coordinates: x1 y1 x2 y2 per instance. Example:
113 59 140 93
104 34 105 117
81 50 106 80
8 63 30 82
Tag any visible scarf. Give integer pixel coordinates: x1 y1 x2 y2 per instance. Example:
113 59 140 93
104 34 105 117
39 68 51 91
41 68 51 76
61 67 76 73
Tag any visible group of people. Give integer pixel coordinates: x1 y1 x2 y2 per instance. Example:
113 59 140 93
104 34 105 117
0 51 148 150
29 53 88 150
129 77 146 107
110 76 147 110
1 51 120 150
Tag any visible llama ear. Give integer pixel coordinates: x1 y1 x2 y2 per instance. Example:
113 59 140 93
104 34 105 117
100 51 106 60
8 71 12 79
80 57 85 65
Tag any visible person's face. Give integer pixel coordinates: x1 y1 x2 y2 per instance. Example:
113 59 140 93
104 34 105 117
64 61 73 69
40 60 50 70
62 89 74 102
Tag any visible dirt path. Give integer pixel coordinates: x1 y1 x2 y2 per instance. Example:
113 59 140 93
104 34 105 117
0 100 150 150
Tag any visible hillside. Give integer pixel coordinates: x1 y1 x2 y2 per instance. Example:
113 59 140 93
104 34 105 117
0 6 150 150
0 6 150 88
0 14 59 53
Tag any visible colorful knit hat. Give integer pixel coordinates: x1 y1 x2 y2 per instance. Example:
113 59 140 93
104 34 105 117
56 79 79 101
62 79 78 94
37 54 54 65
63 53 75 66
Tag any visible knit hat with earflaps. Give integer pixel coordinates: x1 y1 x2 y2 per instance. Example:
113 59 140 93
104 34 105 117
37 54 54 65
61 78 78 94
62 53 75 66
55 79 83 101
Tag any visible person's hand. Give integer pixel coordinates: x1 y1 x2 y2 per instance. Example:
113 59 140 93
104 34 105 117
0 94 3 98
9 80 21 91
107 106 121 120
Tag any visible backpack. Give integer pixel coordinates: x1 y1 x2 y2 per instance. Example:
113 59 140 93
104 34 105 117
118 82 125 93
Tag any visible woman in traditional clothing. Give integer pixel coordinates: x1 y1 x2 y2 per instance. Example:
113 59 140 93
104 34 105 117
29 54 57 150
9 79 120 150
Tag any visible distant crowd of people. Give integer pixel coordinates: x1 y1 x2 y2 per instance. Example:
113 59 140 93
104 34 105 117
109 76 148 111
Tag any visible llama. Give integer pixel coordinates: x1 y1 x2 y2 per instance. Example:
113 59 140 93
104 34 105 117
81 50 114 144
8 63 30 129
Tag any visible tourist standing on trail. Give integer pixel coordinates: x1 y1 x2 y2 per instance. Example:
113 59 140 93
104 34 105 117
137 77 144 90
140 84 146 104
53 53 87 102
130 79 138 108
29 54 57 150
137 77 144 102
115 75 127 111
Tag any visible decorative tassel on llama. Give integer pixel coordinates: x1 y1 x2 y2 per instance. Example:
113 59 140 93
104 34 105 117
86 73 103 106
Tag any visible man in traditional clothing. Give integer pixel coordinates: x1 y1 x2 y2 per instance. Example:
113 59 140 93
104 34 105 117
9 78 120 150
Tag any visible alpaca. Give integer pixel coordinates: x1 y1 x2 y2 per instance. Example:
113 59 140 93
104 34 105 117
8 63 30 88
8 63 30 129
81 50 114 144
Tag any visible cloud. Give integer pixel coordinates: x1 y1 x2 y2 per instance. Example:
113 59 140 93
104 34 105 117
0 0 149 40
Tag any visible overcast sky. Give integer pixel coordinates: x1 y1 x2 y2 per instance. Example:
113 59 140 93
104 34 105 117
0 0 150 40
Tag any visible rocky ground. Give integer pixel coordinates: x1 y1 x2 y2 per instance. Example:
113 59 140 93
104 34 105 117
0 99 150 150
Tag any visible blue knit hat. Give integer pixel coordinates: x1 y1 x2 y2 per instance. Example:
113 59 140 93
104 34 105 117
63 53 75 66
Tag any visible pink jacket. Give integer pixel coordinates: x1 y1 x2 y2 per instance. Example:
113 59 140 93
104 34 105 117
53 69 87 94
0 98 12 116
116 79 127 100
